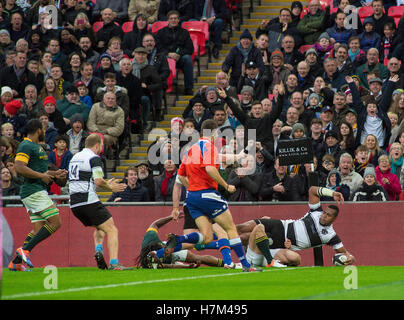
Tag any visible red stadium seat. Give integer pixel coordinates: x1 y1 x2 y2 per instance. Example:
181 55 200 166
299 44 313 54
93 21 103 33
166 58 177 93
151 21 168 34
395 17 400 28
388 6 404 18
122 21 134 33
181 21 210 61
358 6 374 19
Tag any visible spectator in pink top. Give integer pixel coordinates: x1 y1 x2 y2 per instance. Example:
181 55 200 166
375 154 402 200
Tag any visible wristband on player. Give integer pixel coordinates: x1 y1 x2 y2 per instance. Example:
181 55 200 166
317 187 334 198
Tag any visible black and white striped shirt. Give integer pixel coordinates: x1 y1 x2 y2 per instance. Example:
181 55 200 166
68 148 104 208
283 203 343 251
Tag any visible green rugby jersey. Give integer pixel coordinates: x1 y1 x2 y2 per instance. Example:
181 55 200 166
15 138 49 199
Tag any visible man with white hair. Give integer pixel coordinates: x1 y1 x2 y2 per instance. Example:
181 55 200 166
21 84 41 120
338 153 363 196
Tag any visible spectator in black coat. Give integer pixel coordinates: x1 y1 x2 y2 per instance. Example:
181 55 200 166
281 34 304 73
369 0 395 37
108 166 150 202
0 51 40 98
6 12 29 43
158 0 194 24
185 97 212 132
155 10 194 95
123 13 150 58
154 158 177 202
222 28 265 88
136 160 156 201
350 165 389 201
79 61 104 101
260 157 293 201
95 8 124 52
237 60 272 101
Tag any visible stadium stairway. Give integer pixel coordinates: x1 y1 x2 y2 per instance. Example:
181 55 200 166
99 0 303 201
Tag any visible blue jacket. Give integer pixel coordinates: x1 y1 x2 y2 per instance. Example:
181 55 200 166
326 25 357 45
358 31 381 52
48 149 73 170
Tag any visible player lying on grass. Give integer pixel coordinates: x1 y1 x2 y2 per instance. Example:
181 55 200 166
135 214 226 269
235 186 355 267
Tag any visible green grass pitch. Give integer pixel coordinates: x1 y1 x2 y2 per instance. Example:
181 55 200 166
2 266 404 300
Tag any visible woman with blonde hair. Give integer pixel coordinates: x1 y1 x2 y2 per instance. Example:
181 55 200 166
362 134 386 167
388 92 404 126
38 78 63 102
106 37 129 71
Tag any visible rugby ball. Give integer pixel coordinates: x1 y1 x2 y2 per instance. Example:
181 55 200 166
333 253 348 266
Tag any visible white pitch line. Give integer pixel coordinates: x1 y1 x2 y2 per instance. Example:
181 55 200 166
2 267 312 300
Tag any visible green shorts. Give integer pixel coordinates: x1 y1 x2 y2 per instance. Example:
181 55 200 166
21 190 58 223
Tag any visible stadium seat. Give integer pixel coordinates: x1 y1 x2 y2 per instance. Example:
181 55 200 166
299 44 313 54
395 17 400 28
388 6 404 18
151 21 168 34
181 21 211 62
358 6 374 19
93 21 104 33
122 21 134 33
189 33 201 77
166 58 177 94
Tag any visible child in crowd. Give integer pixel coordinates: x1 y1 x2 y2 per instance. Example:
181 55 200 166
75 80 93 109
313 33 334 62
358 17 381 52
354 144 370 176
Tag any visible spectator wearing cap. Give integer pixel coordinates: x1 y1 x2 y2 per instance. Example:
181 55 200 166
313 32 334 62
256 8 303 52
57 85 90 125
222 28 264 88
0 51 39 98
297 0 330 45
2 99 26 139
132 46 163 127
135 160 155 201
94 53 115 80
345 108 358 138
95 72 130 119
42 95 68 134
185 98 212 132
351 165 389 201
268 50 290 93
358 18 381 53
365 77 383 104
1 85 13 109
325 11 356 45
305 48 323 79
194 0 230 59
181 85 225 118
66 113 89 155
94 8 124 51
291 1 303 23
155 10 194 96
75 80 92 109
318 129 344 166
320 105 337 134
0 29 14 55
237 59 272 101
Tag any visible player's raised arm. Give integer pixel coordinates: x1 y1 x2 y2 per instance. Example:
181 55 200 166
308 186 344 205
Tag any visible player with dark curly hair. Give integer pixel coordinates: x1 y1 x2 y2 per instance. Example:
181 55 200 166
135 214 225 269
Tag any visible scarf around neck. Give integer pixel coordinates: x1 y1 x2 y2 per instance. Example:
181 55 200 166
132 59 149 79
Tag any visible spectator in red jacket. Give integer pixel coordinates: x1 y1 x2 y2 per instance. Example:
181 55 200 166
375 154 402 200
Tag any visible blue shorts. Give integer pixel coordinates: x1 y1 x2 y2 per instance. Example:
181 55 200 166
185 189 229 220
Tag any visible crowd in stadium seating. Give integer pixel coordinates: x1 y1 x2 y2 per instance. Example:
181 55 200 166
1 0 404 205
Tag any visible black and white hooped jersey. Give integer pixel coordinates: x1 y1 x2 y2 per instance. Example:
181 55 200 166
283 202 343 251
68 148 104 208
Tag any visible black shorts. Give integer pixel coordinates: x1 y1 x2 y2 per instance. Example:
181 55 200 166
254 218 286 249
183 205 198 230
71 202 112 227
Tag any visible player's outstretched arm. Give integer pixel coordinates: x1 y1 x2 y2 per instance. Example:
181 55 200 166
149 214 183 230
308 186 344 205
